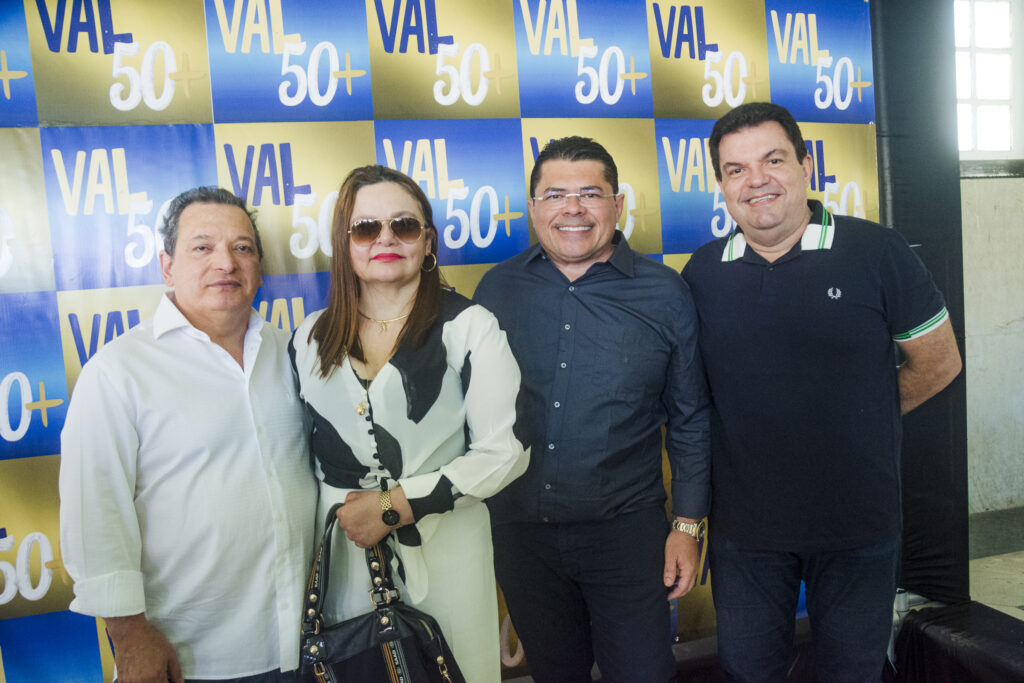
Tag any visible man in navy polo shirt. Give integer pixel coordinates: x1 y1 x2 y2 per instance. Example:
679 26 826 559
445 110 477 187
682 102 962 682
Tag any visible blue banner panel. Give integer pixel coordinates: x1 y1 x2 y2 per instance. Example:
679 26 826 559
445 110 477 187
0 292 67 460
765 0 875 123
656 118 731 255
0 2 37 127
0 610 104 683
41 124 218 292
516 0 653 118
375 118 530 265
254 270 331 333
206 0 374 122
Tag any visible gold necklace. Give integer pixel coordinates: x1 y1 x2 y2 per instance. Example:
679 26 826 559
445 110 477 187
359 310 411 333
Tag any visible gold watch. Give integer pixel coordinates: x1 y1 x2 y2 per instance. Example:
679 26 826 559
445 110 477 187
379 489 401 528
671 518 706 542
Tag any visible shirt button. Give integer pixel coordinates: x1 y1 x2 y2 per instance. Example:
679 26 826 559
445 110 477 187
543 516 550 522
553 401 560 408
560 362 567 369
564 323 571 330
568 286 575 292
544 483 552 490
548 443 555 450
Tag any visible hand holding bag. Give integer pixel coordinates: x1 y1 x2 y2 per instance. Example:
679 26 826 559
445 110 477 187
299 502 465 683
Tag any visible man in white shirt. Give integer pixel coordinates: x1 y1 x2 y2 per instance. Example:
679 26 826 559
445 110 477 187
59 187 316 683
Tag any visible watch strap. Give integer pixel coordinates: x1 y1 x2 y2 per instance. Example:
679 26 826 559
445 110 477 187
379 489 401 528
671 518 705 540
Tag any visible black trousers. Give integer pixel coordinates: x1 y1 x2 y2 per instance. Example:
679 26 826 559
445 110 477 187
493 506 677 683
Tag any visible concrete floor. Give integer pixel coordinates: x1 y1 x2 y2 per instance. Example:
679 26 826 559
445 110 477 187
969 506 1024 622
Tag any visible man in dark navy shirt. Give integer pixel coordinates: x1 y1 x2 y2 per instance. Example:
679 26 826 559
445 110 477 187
682 102 962 682
474 136 710 683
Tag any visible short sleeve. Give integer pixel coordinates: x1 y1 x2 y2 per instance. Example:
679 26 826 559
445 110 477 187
881 230 948 341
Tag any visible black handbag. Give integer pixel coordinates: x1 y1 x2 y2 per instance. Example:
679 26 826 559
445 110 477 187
299 502 465 683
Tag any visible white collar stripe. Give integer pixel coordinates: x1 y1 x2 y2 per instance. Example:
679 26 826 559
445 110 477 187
721 209 833 263
721 232 747 262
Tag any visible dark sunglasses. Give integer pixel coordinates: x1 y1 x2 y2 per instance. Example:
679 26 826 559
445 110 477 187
348 217 425 245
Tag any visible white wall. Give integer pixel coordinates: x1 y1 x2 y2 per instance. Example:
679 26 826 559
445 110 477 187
960 177 1024 512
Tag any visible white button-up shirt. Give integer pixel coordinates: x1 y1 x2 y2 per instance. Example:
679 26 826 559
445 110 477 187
59 294 316 678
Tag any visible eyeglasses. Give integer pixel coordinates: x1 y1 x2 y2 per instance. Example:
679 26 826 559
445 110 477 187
348 217 425 245
532 191 619 208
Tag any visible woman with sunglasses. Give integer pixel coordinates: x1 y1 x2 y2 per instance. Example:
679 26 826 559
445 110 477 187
289 165 529 682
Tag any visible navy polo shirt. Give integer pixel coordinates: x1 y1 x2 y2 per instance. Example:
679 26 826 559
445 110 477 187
474 232 711 525
682 201 948 552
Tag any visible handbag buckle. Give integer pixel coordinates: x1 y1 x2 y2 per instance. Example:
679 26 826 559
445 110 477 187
370 586 401 606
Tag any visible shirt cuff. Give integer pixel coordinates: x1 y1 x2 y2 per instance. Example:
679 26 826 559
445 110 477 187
671 481 710 521
68 570 146 618
401 474 457 520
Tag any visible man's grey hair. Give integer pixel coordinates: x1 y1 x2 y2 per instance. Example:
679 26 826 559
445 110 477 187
160 187 262 259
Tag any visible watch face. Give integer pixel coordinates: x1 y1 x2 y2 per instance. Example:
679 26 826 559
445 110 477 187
382 509 401 527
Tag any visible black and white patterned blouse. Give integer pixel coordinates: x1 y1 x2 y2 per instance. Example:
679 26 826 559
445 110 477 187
289 289 529 601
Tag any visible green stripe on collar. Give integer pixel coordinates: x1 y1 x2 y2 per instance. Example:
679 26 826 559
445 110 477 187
721 232 747 261
800 208 834 251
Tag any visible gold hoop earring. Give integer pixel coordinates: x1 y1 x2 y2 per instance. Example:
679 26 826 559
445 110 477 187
421 253 438 272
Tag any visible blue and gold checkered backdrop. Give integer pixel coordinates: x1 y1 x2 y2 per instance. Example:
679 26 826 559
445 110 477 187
0 1 876 679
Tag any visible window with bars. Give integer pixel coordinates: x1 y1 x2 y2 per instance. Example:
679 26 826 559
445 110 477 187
955 0 1022 165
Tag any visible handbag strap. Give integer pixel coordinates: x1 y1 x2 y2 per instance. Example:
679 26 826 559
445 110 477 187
300 502 400 637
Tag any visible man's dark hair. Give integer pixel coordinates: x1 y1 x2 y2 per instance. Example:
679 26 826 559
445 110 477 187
160 186 262 259
529 136 618 197
709 102 808 180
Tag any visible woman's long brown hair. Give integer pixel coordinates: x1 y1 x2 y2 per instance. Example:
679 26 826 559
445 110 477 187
309 165 445 379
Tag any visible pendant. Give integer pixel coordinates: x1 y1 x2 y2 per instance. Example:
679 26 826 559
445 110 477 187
377 320 389 333
356 401 367 416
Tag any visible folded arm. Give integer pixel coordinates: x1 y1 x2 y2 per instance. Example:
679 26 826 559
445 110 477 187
897 317 962 414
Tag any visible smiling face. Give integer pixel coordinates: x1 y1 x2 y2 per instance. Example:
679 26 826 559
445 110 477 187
716 121 814 251
159 202 262 331
528 158 624 279
348 181 432 289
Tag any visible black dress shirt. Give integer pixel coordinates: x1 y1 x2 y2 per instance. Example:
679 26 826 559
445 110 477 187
474 233 710 525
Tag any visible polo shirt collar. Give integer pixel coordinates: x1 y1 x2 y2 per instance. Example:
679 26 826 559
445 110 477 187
720 200 834 262
529 230 635 278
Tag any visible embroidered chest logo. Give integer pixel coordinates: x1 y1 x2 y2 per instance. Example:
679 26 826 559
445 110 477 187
827 287 842 300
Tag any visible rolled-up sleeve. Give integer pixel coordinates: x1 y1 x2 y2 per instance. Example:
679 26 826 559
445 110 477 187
59 360 146 618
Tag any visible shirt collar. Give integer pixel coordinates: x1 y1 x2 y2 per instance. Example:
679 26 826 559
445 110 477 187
153 292 262 340
720 200 834 263
606 231 635 277
528 231 635 278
